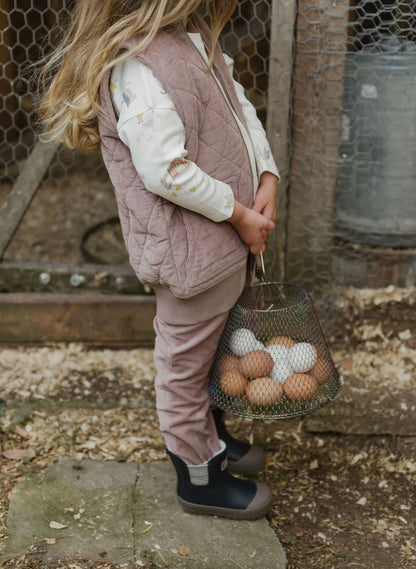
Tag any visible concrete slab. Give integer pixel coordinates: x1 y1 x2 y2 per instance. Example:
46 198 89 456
4 459 287 568
134 462 286 569
304 374 416 436
4 458 138 563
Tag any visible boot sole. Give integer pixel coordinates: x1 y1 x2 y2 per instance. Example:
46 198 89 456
177 495 272 520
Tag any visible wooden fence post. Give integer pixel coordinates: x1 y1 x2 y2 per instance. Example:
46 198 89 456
266 0 297 281
0 139 59 260
285 0 350 291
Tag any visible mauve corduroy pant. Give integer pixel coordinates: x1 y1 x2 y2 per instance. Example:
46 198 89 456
152 261 252 464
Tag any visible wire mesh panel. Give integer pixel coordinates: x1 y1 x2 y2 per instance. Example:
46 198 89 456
275 0 416 293
0 0 122 273
209 282 341 419
221 0 272 125
1 0 415 300
333 0 416 288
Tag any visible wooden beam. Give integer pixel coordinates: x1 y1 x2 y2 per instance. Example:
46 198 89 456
266 0 297 281
0 293 156 345
333 241 416 288
0 261 147 294
286 0 350 291
0 139 59 260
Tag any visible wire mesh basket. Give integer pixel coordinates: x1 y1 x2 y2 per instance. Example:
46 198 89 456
209 282 342 419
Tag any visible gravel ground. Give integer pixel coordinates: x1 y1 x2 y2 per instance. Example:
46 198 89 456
1 286 416 569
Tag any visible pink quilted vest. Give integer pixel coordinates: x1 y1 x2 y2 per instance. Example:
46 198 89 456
98 16 254 298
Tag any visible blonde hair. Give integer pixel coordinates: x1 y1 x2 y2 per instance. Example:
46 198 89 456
37 0 237 153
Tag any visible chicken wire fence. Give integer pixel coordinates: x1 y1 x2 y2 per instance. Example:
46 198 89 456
0 1 415 305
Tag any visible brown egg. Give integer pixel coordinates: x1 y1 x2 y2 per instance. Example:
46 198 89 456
219 354 240 375
220 369 248 397
266 336 297 348
246 377 283 407
283 373 319 401
309 352 333 385
239 350 274 379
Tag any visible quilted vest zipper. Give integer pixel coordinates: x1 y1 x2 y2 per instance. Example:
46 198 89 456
210 68 258 197
188 33 257 198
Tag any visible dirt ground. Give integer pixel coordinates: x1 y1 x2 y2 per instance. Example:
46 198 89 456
0 285 415 569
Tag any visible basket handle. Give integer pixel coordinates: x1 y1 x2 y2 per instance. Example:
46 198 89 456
258 250 275 310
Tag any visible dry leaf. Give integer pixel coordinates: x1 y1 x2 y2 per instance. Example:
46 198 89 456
2 448 36 460
46 538 56 544
49 521 68 529
178 544 190 556
141 522 153 534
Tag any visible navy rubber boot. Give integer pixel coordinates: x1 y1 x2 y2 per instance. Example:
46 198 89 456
212 408 266 474
166 441 272 520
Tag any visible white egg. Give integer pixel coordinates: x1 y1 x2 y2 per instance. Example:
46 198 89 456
288 342 318 373
252 340 265 350
265 344 290 363
265 345 293 384
270 360 293 384
229 328 258 357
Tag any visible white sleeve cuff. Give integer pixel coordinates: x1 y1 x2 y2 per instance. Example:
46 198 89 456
255 153 281 182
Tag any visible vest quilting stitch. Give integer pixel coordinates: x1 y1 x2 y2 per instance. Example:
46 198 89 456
98 16 254 299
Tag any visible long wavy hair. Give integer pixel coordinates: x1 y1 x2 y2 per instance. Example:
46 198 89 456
37 0 238 153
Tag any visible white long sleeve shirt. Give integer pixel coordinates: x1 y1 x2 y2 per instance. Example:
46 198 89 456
110 32 279 222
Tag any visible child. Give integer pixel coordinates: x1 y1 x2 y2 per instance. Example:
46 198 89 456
39 0 279 520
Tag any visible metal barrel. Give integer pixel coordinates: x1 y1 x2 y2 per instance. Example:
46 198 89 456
336 41 416 247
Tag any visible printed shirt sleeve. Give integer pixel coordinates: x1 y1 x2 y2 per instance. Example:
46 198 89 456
223 53 280 182
110 58 235 223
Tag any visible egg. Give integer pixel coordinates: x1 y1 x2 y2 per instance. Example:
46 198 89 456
239 349 274 378
246 377 284 407
265 344 293 383
270 360 293 384
219 354 240 375
283 373 319 401
229 328 258 357
220 369 248 397
266 335 297 348
288 342 318 373
309 347 332 385
266 343 290 362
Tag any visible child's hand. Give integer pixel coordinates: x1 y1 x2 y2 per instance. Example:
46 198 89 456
229 202 275 255
252 172 278 238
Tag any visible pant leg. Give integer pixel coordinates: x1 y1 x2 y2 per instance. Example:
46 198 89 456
152 265 247 464
153 310 229 464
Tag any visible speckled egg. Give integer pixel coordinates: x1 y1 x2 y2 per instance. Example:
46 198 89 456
246 377 284 407
266 336 297 348
239 349 274 379
229 328 258 357
283 373 319 401
220 369 248 397
288 342 318 373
